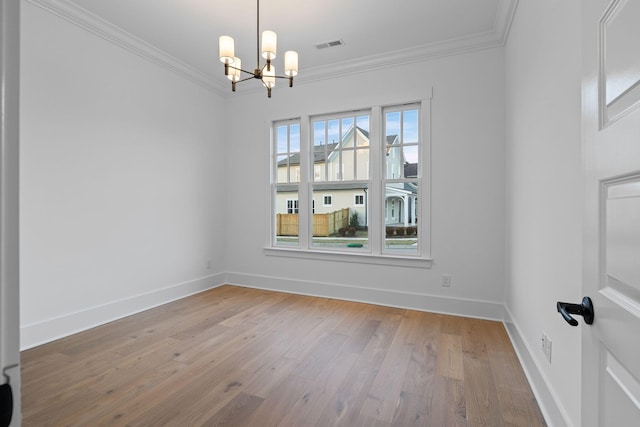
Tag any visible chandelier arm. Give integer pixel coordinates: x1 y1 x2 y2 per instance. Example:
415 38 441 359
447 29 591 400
228 64 258 76
236 75 257 84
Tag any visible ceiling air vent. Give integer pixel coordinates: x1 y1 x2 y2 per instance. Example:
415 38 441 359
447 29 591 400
314 39 345 50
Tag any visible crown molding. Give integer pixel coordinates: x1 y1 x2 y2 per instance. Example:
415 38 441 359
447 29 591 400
26 0 518 98
25 0 227 95
234 0 519 95
298 0 519 85
495 0 520 45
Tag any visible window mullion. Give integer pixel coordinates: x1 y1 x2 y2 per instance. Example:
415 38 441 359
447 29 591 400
297 116 310 249
368 106 382 254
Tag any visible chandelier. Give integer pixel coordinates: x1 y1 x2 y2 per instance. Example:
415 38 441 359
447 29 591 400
218 0 298 98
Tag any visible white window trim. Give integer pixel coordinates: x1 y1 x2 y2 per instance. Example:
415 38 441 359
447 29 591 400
354 194 364 206
267 94 432 267
265 246 431 268
322 194 332 207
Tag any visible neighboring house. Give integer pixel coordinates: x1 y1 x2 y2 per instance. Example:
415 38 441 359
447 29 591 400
276 125 417 232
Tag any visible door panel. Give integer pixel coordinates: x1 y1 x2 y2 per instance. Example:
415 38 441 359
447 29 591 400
602 352 640 425
601 0 640 124
583 0 640 426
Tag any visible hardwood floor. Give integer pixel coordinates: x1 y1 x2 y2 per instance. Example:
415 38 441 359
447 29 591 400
21 285 546 426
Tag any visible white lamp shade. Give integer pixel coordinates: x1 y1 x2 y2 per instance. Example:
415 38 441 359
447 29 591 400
263 66 276 88
219 36 235 64
227 57 241 81
284 51 298 77
261 30 277 60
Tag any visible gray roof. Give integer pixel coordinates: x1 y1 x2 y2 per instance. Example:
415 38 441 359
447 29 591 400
404 162 418 178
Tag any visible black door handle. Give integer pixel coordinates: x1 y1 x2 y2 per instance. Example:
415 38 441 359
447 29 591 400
557 297 594 326
0 365 18 427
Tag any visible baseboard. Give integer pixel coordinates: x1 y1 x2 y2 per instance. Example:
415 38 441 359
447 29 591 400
20 272 226 350
225 271 504 321
503 307 572 427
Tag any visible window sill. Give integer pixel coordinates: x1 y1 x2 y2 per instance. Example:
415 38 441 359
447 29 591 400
264 247 432 269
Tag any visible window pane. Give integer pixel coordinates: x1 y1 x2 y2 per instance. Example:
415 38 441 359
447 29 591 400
291 164 301 183
402 109 419 143
274 188 299 246
276 155 288 183
357 115 370 135
290 123 300 152
386 111 400 139
275 122 301 184
403 145 419 178
386 146 402 179
384 182 418 254
311 185 368 250
342 117 354 148
313 121 325 151
327 119 340 147
314 163 325 181
356 147 369 180
276 126 288 153
342 149 354 181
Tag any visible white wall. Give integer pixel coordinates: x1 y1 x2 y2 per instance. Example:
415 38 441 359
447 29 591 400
19 2 227 348
505 1 582 426
224 48 506 318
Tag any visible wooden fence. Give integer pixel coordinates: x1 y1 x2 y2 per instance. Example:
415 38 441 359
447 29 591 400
276 208 350 237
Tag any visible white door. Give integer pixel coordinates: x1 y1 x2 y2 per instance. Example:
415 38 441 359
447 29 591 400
581 0 640 425
0 0 21 425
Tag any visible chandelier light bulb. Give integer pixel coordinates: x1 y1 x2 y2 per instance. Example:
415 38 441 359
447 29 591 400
261 30 277 60
284 51 298 77
227 57 241 81
218 36 235 64
263 66 276 88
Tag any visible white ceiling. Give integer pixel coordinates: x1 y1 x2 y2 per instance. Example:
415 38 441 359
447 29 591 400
37 0 517 92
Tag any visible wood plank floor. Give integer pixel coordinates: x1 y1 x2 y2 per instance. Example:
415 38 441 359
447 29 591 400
21 285 546 426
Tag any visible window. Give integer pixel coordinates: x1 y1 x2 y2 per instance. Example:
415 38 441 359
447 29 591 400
273 120 301 245
383 106 421 253
270 100 430 265
287 199 298 214
311 111 370 249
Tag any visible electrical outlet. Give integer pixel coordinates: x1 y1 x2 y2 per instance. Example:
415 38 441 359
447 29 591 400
541 333 552 364
442 274 452 287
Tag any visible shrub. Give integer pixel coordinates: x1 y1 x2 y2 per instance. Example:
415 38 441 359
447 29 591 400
386 226 395 237
349 212 360 229
338 227 347 237
347 227 356 236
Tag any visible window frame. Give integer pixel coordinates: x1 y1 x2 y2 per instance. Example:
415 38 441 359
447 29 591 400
267 97 431 268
